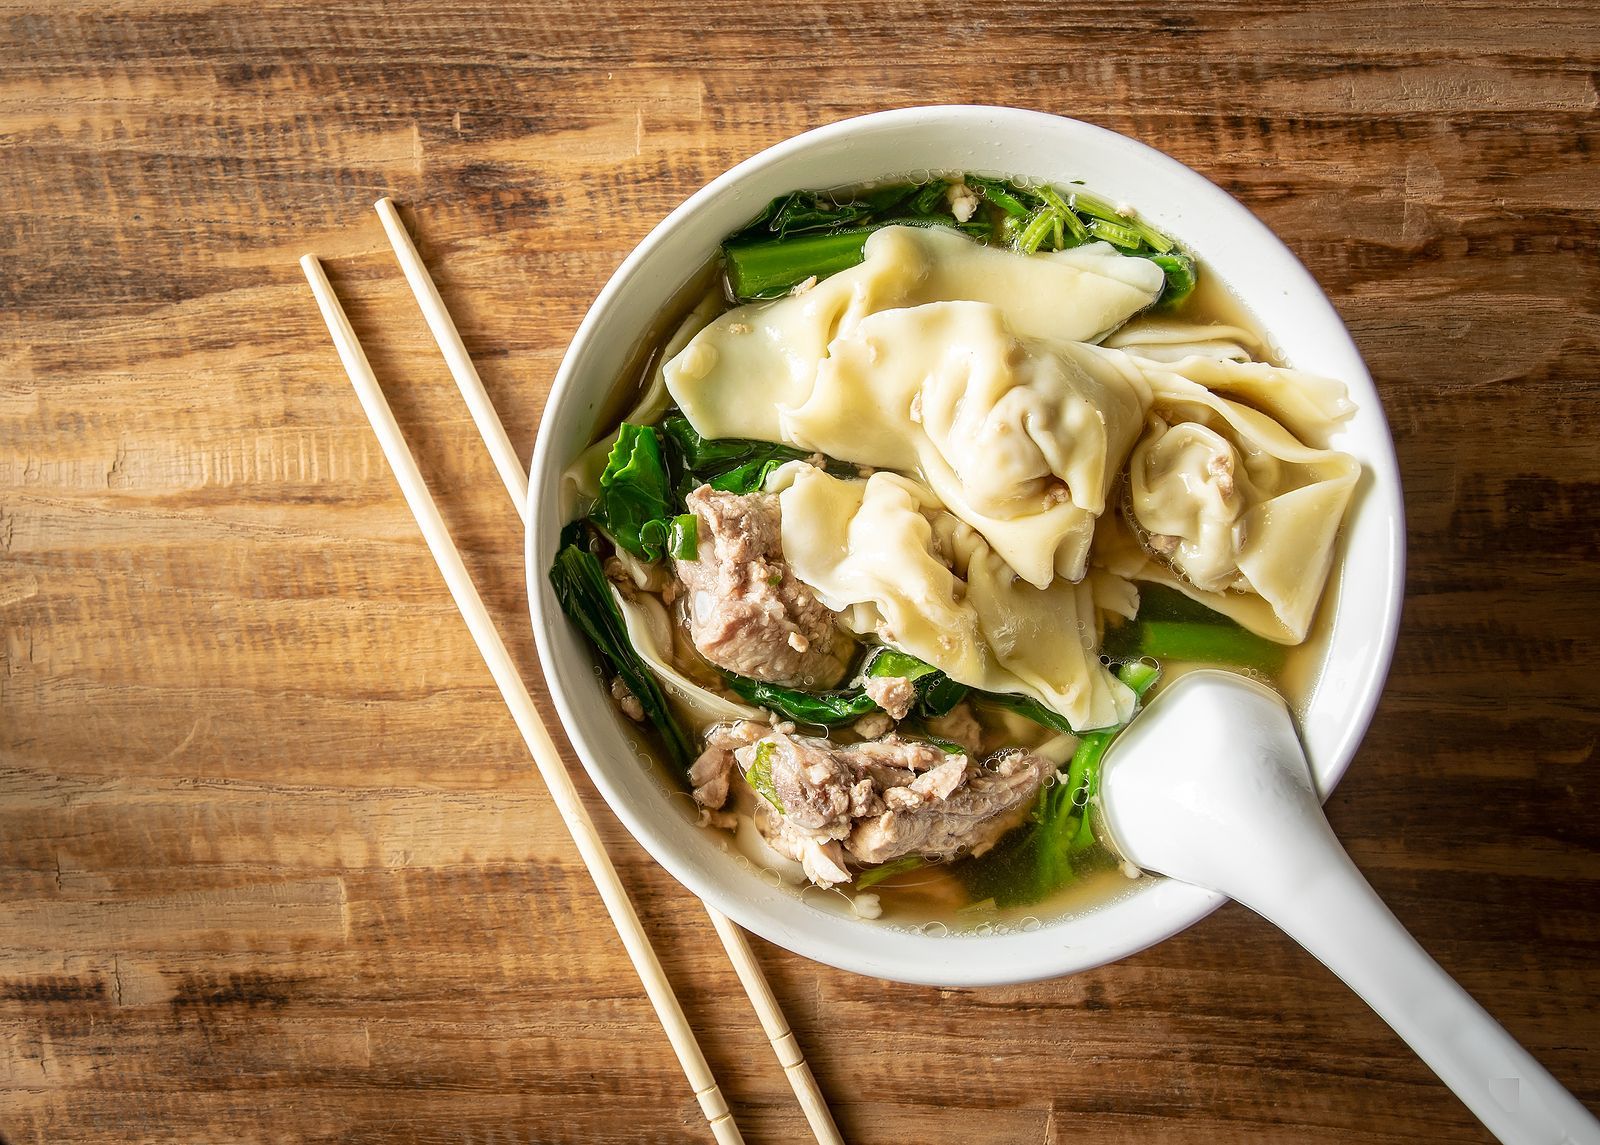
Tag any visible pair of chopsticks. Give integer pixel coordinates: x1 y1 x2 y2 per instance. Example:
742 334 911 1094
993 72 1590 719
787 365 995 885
301 199 843 1145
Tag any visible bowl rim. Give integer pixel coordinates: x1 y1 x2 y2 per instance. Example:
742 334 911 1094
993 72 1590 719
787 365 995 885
526 104 1406 986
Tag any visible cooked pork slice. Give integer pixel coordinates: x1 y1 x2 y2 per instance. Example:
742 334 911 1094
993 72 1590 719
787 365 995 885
753 801 853 887
688 720 767 813
739 730 1052 886
847 750 1052 865
736 730 856 835
673 485 847 688
863 673 917 720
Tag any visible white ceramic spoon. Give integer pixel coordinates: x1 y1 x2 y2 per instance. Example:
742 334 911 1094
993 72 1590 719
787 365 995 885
1099 669 1600 1145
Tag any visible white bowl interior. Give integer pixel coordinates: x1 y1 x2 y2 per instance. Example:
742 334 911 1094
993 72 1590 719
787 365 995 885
528 106 1405 986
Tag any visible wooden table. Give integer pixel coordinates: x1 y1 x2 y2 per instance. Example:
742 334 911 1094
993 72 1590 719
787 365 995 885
3 4 1597 1142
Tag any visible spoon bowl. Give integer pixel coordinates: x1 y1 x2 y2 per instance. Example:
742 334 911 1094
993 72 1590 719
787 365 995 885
1100 670 1600 1145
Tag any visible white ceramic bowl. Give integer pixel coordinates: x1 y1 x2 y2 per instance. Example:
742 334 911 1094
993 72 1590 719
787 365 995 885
528 105 1405 987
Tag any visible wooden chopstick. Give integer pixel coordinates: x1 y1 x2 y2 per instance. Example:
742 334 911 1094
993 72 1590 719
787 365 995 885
371 198 844 1145
300 253 743 1145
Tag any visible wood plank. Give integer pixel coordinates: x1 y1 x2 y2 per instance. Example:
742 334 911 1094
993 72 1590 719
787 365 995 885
2 1 1597 1141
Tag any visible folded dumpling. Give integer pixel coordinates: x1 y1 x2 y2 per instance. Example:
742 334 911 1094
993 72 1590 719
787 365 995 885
1103 317 1260 365
1106 372 1360 644
665 224 1165 443
770 463 1136 732
783 302 1153 586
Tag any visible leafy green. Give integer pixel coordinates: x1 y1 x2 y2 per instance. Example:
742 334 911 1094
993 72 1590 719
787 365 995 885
723 674 881 725
659 415 822 497
978 691 1076 735
1151 251 1198 308
665 513 698 560
1102 610 1287 675
744 740 784 811
591 424 673 559
548 543 694 772
966 174 1033 218
721 172 1194 306
1067 188 1176 253
734 183 916 241
721 643 1103 734
1086 217 1144 251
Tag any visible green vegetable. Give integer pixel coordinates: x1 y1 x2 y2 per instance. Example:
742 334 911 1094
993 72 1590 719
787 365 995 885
723 172 1194 306
592 424 673 560
722 643 1102 734
659 414 822 497
665 513 698 560
723 229 874 300
1035 186 1090 245
722 675 881 725
906 179 952 216
979 691 1076 735
854 854 926 890
1151 251 1198 308
1104 618 1287 674
737 183 915 240
548 543 694 772
1059 661 1165 853
744 740 784 810
1086 217 1144 251
670 414 855 493
1015 208 1055 256
1066 189 1176 253
720 647 955 726
965 175 1033 218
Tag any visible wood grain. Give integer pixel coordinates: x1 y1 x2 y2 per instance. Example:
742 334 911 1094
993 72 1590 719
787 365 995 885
2 2 1597 1142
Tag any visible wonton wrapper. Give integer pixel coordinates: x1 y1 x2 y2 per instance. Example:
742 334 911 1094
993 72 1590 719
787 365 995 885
784 302 1153 586
769 463 1136 732
1103 318 1260 365
665 225 1164 443
1104 372 1360 644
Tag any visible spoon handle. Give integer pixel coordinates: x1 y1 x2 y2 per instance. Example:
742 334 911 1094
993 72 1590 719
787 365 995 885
1233 812 1600 1145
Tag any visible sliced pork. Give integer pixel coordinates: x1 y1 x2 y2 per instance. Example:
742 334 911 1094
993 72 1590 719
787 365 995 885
673 485 848 688
847 750 1051 864
687 720 767 814
732 730 1051 887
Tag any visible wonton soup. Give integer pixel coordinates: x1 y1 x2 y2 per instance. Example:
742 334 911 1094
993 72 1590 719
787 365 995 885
551 175 1358 926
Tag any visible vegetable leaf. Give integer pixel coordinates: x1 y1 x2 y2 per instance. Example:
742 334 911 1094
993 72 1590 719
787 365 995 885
979 691 1076 734
548 543 694 772
744 740 784 811
1102 614 1287 674
722 674 881 725
592 424 674 560
659 415 817 497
